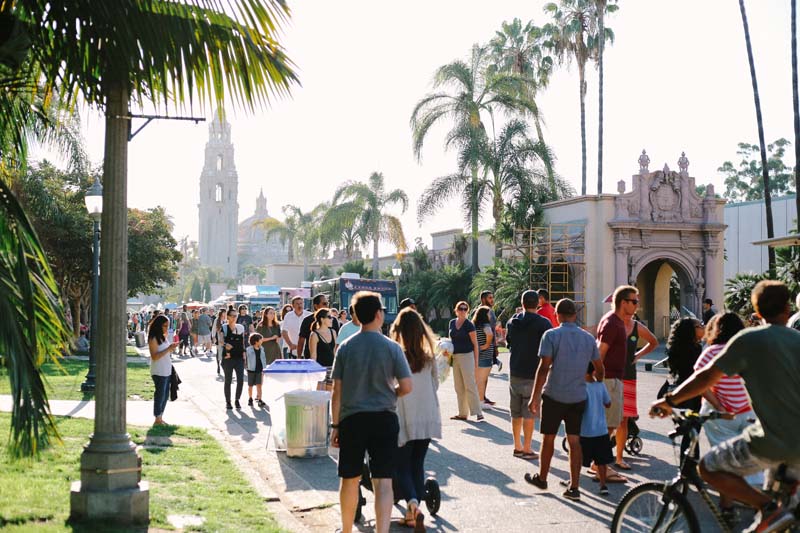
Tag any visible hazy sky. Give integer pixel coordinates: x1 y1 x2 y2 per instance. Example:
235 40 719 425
36 1 794 258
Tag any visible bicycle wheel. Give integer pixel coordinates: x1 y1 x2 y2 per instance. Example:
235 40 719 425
611 482 700 533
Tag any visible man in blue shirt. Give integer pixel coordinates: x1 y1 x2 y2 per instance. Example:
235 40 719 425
525 298 605 501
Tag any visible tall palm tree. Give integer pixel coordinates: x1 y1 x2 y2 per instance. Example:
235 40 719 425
258 205 301 263
320 200 368 260
543 0 598 196
411 44 538 272
332 172 408 277
593 0 618 195
488 18 556 192
262 204 323 279
738 0 776 272
1 0 298 465
792 0 800 235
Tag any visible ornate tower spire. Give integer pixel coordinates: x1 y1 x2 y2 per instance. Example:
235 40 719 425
198 109 239 278
255 188 268 217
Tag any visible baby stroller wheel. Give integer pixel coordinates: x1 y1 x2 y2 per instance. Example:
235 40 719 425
625 436 643 456
424 477 441 515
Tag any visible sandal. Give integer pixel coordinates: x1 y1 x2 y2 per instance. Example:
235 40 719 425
589 471 628 483
521 451 539 460
513 449 524 457
615 461 632 470
450 415 467 421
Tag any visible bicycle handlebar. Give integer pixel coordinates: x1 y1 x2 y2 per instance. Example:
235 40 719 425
652 408 734 440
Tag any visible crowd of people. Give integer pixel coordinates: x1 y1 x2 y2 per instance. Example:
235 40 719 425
141 281 800 533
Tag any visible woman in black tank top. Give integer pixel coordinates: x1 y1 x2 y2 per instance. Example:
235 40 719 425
309 308 338 377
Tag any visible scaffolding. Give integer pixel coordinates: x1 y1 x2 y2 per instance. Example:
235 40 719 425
505 224 587 325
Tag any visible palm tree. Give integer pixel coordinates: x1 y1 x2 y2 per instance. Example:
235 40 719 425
332 172 408 277
543 0 598 196
593 0 618 194
792 0 800 235
738 0 776 272
258 205 301 263
488 18 556 192
411 44 538 272
1 0 298 467
320 200 368 260
261 204 323 279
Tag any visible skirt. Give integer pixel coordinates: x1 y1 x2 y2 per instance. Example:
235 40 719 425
622 379 638 418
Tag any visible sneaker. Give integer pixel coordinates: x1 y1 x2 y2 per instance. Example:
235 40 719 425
257 399 266 408
563 487 581 501
745 503 795 533
235 400 241 409
248 398 253 407
476 414 485 422
483 396 496 406
524 472 547 489
599 485 609 496
226 403 233 410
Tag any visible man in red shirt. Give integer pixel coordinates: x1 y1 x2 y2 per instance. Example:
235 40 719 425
536 289 559 328
595 285 639 481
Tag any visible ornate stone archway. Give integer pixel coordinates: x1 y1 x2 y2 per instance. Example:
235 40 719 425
609 152 726 319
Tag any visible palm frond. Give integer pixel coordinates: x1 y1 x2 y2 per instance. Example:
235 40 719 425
0 177 71 458
417 172 469 222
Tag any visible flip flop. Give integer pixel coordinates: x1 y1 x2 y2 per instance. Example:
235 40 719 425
590 472 628 483
513 449 524 457
615 462 632 470
450 415 467 421
521 451 539 460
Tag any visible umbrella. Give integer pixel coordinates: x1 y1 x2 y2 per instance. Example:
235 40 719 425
184 301 208 310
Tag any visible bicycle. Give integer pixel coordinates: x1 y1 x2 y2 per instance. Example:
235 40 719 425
610 408 800 533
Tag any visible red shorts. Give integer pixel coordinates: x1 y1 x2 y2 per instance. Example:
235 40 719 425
623 379 638 418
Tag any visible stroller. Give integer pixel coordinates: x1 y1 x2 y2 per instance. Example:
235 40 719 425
354 456 441 523
561 416 643 456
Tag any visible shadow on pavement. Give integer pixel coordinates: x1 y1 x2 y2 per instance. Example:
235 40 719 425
427 441 529 500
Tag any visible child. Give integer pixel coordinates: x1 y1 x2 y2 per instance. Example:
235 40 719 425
581 363 613 495
245 333 267 407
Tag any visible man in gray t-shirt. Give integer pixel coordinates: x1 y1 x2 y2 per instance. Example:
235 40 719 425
331 291 412 533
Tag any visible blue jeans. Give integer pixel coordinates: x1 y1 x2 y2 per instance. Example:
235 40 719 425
152 374 170 418
395 439 431 505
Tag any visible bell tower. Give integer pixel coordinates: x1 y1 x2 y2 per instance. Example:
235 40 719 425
198 109 239 278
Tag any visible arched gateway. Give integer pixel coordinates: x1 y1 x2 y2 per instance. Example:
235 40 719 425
542 152 726 338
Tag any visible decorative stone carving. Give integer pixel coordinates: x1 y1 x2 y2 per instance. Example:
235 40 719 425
638 150 650 175
617 180 626 194
640 229 652 248
705 184 715 198
680 230 690 250
649 170 683 222
678 151 689 177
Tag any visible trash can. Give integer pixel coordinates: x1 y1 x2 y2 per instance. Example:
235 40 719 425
285 390 331 458
263 360 327 450
134 331 146 348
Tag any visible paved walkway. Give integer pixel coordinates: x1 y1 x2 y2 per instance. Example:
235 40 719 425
2 347 736 532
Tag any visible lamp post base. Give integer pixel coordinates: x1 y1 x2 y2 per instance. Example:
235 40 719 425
70 480 149 525
80 380 96 392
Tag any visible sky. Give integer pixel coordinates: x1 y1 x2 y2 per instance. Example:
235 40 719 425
35 0 795 259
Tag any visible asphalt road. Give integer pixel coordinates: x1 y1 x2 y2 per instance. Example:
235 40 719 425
174 344 746 533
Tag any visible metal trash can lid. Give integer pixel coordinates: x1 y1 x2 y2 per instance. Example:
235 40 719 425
264 359 327 374
284 389 331 406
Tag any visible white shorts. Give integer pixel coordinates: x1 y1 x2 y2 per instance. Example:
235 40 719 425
198 334 212 345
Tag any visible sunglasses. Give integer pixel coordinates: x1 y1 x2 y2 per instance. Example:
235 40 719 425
625 299 640 305
457 307 468 311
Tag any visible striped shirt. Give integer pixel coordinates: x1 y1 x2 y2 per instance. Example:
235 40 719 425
694 343 752 415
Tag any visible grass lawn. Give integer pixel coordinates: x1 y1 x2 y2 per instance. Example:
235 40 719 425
0 413 286 532
0 359 155 401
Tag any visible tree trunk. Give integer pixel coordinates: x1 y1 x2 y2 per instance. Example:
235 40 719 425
578 61 588 196
69 297 81 338
470 166 480 273
793 0 800 235
287 235 294 263
597 3 605 195
372 229 380 279
533 115 556 197
493 195 503 259
739 0 776 273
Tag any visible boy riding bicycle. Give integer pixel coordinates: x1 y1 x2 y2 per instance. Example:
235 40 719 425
650 281 800 533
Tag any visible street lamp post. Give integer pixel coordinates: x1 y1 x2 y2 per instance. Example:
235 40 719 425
81 179 103 392
391 262 402 301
